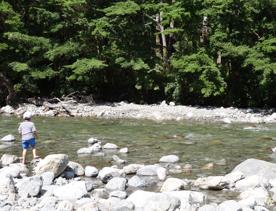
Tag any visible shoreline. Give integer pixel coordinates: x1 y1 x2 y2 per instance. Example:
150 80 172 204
1 101 276 123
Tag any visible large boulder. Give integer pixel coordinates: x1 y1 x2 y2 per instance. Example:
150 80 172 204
235 175 268 191
123 164 144 175
0 174 15 194
17 176 43 198
216 200 242 211
0 105 14 114
137 165 159 176
98 198 134 211
232 159 276 180
85 166 99 177
194 176 226 190
0 134 15 142
34 154 69 177
0 163 28 178
53 181 87 200
0 154 19 166
128 175 157 188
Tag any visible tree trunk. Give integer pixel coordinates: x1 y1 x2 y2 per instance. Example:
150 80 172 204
0 72 15 105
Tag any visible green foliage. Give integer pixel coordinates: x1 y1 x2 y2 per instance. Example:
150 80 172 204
66 58 107 81
0 0 275 106
171 51 226 100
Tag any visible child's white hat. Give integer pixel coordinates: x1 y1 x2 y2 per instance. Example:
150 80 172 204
23 111 32 119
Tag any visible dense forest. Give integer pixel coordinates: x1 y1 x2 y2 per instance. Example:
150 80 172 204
0 0 275 107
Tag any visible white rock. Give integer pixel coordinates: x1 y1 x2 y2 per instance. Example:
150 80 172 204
235 175 268 191
194 176 226 190
1 134 15 142
232 158 276 180
123 164 144 174
98 197 134 211
103 143 119 149
77 147 93 154
41 171 55 186
160 100 167 106
57 200 74 211
128 175 157 188
88 137 99 144
17 176 43 198
137 165 159 176
34 154 69 177
0 175 15 194
164 191 207 210
67 161 84 176
198 204 218 211
143 193 180 211
97 167 121 183
105 177 127 191
156 167 167 181
161 178 187 192
110 191 127 199
222 118 232 124
159 155 179 163
0 154 18 166
254 206 269 211
33 196 58 211
112 155 126 164
217 200 242 211
222 171 244 186
126 190 156 208
0 105 14 114
76 202 99 211
119 147 128 153
239 187 269 207
85 166 99 177
169 102 175 106
53 181 87 200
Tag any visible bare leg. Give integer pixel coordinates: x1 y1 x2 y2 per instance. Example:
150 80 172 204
32 148 38 158
22 149 27 164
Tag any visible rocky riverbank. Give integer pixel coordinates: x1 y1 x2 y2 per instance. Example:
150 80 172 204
0 137 276 211
1 100 276 123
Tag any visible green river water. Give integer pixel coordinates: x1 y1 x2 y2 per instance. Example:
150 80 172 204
1 116 276 179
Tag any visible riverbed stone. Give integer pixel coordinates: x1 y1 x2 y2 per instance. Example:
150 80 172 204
143 193 181 211
34 196 58 211
90 143 102 152
0 154 19 166
112 155 126 164
76 202 99 211
53 181 87 200
222 171 244 187
97 167 121 183
137 165 159 176
17 176 43 198
216 200 242 211
103 143 119 149
56 200 74 211
119 147 128 153
164 191 207 210
68 161 85 176
98 197 134 211
0 105 15 114
34 154 69 177
0 165 20 178
110 191 127 199
235 175 268 191
105 177 127 191
159 155 179 163
126 190 155 208
198 204 218 211
77 147 93 154
0 175 15 194
85 166 99 177
194 176 226 190
0 134 15 142
156 166 167 181
254 206 269 211
92 188 109 199
123 164 144 175
128 175 157 188
232 158 276 180
239 187 269 207
41 171 55 186
160 178 187 192
88 137 100 144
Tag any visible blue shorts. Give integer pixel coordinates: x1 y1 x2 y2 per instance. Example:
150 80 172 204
22 138 36 150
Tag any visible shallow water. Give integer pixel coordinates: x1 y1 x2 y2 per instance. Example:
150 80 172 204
1 116 276 179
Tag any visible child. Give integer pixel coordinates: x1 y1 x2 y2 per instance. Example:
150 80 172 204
18 111 39 164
